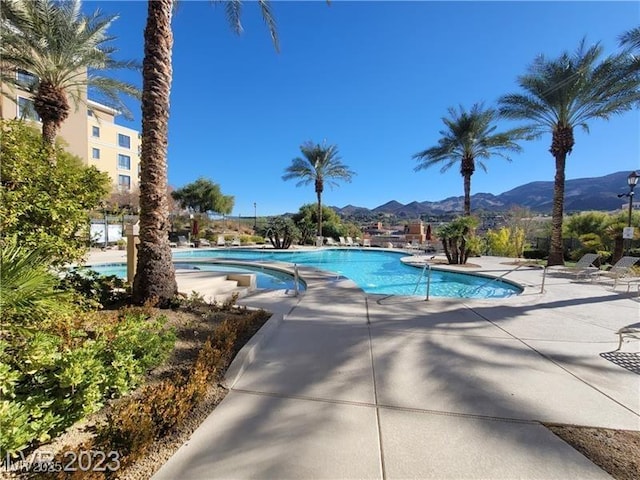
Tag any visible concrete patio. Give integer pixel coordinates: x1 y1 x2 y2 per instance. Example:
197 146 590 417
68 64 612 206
87 249 639 479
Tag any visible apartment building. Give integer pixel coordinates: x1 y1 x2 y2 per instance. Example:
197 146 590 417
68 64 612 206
0 70 141 194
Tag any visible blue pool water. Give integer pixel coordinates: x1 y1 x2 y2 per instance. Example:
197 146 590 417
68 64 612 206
87 262 305 292
169 249 522 299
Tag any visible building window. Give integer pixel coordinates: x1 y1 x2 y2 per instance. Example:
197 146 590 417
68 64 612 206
92 126 100 137
118 134 130 149
118 154 131 170
118 174 131 191
92 148 100 159
16 70 37 89
17 96 40 121
87 109 94 117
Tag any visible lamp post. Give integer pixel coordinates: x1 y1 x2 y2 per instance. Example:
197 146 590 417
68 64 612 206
618 171 639 256
254 202 257 230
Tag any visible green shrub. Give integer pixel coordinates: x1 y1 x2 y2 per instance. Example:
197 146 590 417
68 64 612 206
59 268 129 310
0 120 110 265
0 309 176 458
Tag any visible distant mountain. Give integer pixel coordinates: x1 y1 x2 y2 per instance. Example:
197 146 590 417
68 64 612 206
332 171 631 217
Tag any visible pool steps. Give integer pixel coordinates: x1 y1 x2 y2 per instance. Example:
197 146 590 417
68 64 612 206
175 269 257 304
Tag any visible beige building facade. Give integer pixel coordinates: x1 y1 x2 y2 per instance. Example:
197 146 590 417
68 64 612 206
1 70 141 194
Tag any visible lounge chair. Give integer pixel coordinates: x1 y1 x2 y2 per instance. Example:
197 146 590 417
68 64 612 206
597 256 640 291
339 236 348 247
217 235 226 247
177 235 195 248
547 253 601 279
231 237 241 247
347 236 359 246
325 237 338 246
198 238 211 247
362 238 371 247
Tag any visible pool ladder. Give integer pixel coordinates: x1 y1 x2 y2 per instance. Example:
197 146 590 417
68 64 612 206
413 263 433 301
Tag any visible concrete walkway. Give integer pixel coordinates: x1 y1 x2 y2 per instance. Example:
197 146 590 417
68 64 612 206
87 250 639 479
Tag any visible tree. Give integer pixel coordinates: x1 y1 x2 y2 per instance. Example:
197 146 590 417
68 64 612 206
292 203 343 243
283 141 355 238
258 217 300 249
0 120 110 265
619 27 640 51
498 39 640 265
437 216 479 265
0 0 140 162
413 104 525 216
171 178 234 217
133 0 278 306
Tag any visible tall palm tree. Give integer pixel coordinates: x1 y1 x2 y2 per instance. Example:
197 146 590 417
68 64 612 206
0 0 140 163
133 0 278 305
283 141 355 237
499 39 640 266
413 103 525 216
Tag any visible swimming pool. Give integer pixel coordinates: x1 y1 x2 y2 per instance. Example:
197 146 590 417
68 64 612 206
86 262 306 292
171 249 522 299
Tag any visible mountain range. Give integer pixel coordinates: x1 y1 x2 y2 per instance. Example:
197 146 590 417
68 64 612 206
332 171 633 218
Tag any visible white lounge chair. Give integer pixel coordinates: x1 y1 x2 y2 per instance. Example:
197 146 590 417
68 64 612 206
198 238 211 247
217 235 226 247
362 238 371 247
347 236 359 246
547 253 601 279
325 237 338 246
231 237 241 247
339 236 348 247
598 256 640 291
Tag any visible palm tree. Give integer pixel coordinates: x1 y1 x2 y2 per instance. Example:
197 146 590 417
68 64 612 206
413 103 525 216
619 26 640 51
133 0 278 305
0 0 140 163
499 39 640 266
283 141 355 237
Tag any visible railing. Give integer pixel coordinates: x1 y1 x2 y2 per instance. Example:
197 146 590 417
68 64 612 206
467 263 545 295
413 262 433 301
294 264 300 297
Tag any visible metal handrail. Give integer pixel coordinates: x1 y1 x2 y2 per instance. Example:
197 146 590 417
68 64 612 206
413 262 433 301
468 262 544 295
294 264 299 297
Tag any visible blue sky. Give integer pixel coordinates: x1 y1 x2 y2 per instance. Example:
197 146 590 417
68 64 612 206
88 1 639 216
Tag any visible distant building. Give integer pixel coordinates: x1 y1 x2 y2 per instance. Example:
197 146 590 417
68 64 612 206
1 69 141 194
404 220 425 243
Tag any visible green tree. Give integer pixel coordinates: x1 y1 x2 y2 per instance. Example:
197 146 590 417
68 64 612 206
0 120 110 264
292 203 343 243
437 216 480 265
0 0 140 162
171 178 234 217
283 141 355 237
413 104 525 216
258 217 300 249
134 0 279 305
498 39 640 266
619 26 640 51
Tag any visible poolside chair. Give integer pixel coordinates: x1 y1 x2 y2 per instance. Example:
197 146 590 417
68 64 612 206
325 237 338 246
339 236 348 247
597 256 640 291
547 253 601 280
198 238 211 247
347 236 359 246
217 235 226 247
231 237 241 247
177 235 195 248
362 238 371 247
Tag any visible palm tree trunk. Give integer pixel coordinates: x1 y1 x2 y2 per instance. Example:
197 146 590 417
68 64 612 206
548 153 567 266
316 189 323 237
133 0 177 306
463 173 471 216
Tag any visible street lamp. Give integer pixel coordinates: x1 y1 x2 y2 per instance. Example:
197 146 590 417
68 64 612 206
618 171 639 255
254 202 257 230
